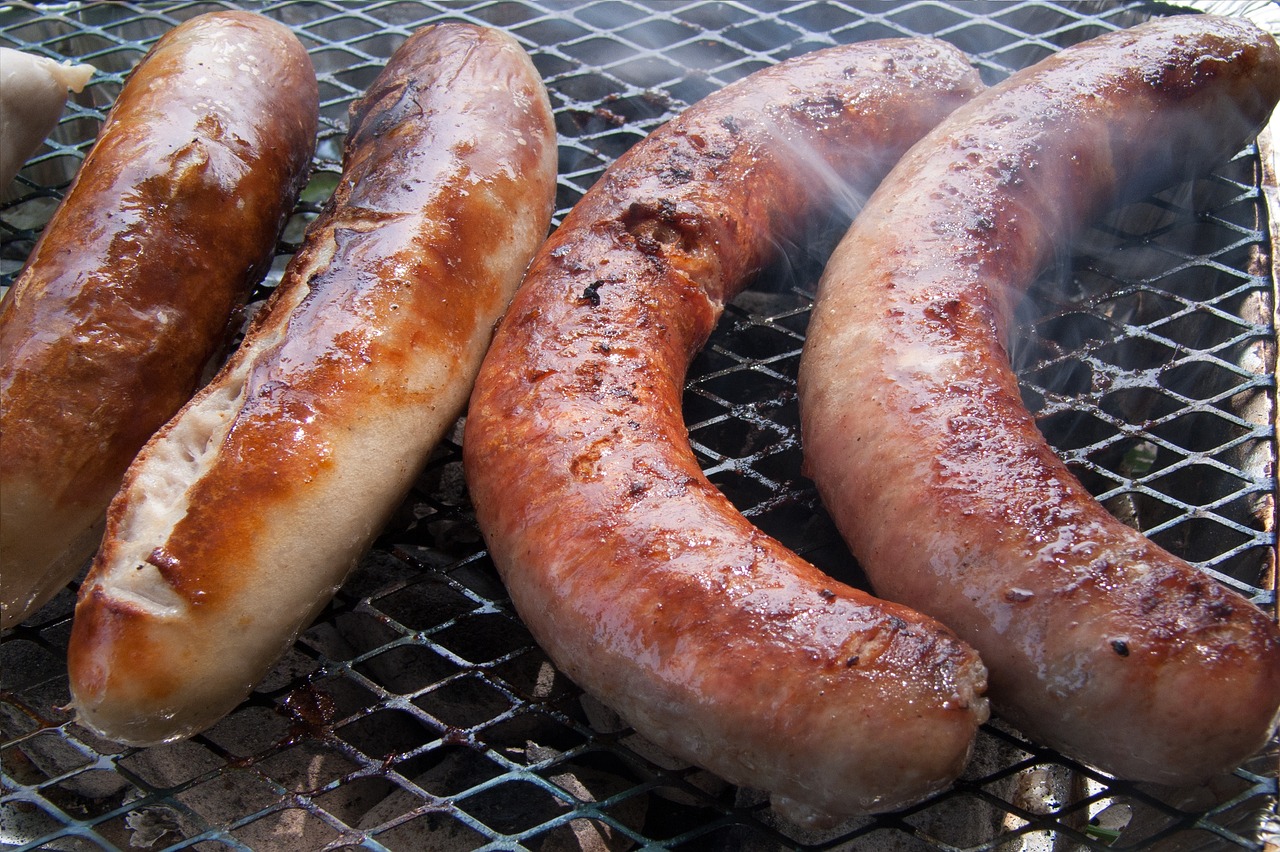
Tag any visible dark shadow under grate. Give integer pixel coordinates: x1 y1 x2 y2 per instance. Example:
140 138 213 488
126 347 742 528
1 1 1277 850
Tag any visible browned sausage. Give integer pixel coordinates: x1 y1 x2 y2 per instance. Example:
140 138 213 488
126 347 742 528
67 23 558 746
799 14 1280 785
0 11 318 628
464 39 987 826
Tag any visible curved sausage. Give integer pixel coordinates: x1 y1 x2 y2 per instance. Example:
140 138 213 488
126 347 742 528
799 14 1280 785
0 11 318 629
67 23 558 745
464 39 987 826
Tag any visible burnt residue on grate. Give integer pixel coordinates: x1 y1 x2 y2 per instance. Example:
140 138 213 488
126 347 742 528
2 2 1278 850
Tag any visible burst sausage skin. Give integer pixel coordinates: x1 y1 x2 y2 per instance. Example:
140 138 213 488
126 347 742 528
464 40 988 826
67 23 558 745
799 14 1280 785
0 12 318 629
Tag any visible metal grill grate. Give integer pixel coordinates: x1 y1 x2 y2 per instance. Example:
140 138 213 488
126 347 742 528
2 1 1277 850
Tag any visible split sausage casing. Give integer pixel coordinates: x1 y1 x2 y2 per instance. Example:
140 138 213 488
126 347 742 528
67 23 558 745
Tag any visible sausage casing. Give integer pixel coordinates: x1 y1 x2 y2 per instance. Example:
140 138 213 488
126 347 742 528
0 11 318 628
799 14 1280 784
0 46 94 188
464 39 988 826
67 23 557 745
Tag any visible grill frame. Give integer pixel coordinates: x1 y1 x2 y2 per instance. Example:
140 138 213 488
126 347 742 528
1 1 1277 849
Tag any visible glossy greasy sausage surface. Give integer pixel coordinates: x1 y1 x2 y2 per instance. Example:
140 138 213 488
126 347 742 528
67 23 557 746
0 11 318 629
799 14 1280 785
464 39 988 826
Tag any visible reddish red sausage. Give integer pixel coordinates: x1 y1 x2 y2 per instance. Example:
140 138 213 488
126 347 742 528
800 14 1280 785
464 39 987 826
0 11 318 628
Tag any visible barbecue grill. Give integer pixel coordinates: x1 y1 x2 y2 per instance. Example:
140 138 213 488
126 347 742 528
1 1 1277 849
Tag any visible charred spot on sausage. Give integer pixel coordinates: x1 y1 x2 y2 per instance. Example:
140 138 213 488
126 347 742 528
1205 597 1236 621
622 199 706 257
661 165 695 185
792 93 849 123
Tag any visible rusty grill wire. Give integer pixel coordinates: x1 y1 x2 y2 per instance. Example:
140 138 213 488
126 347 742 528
1 0 1277 850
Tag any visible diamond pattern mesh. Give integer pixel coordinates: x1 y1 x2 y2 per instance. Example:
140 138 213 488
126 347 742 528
1 1 1277 850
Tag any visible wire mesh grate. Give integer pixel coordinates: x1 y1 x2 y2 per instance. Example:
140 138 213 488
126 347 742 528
2 1 1277 850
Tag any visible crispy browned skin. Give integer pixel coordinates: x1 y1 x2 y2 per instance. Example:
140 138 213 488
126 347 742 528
464 40 988 826
800 14 1280 785
0 11 317 628
67 23 557 746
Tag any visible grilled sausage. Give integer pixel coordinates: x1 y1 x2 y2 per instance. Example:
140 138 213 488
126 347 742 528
464 39 987 826
0 12 317 629
0 47 94 188
799 14 1280 785
66 23 558 745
